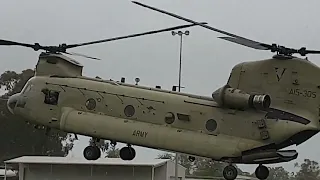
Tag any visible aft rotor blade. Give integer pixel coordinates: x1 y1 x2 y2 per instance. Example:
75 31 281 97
304 50 320 54
132 1 270 50
66 23 206 49
218 37 269 50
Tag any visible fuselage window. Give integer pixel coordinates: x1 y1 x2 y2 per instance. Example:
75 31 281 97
41 88 60 105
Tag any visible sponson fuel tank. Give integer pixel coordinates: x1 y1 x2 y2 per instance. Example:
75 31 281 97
59 107 265 160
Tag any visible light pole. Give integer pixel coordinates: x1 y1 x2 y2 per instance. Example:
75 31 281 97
171 30 189 180
172 30 189 92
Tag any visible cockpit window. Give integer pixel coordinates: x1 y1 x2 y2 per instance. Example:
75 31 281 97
21 83 33 94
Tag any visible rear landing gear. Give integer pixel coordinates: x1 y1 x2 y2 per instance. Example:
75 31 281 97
120 145 136 160
255 164 269 180
223 165 238 180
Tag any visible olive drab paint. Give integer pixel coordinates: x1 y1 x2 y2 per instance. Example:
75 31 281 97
3 3 320 179
10 52 319 166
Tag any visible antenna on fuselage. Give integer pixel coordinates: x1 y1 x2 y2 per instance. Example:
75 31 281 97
135 77 140 85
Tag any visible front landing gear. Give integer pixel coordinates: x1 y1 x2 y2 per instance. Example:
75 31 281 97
255 165 269 180
83 137 101 160
120 145 136 160
83 145 101 160
223 165 238 180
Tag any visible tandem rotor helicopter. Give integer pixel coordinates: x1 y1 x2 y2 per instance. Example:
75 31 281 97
2 1 320 180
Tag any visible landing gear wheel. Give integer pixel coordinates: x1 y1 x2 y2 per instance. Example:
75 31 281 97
255 165 269 180
223 165 238 180
188 156 195 162
120 146 136 160
83 145 101 160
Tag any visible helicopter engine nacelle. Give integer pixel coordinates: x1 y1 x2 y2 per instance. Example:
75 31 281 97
212 84 271 110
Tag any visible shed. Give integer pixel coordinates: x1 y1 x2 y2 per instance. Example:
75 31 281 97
5 156 186 180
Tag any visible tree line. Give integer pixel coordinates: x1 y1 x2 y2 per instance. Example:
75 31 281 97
0 69 319 180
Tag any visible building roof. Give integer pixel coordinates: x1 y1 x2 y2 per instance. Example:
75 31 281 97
5 156 171 168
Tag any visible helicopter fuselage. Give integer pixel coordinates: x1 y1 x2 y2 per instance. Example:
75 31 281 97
3 1 320 178
7 56 319 164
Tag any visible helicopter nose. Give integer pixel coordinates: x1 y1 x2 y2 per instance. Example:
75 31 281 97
7 93 20 114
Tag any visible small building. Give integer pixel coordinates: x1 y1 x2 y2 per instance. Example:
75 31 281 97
4 156 186 180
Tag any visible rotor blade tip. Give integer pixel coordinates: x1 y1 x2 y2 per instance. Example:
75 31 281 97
218 36 233 39
132 1 145 6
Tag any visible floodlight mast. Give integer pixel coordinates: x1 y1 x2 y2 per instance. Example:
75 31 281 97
171 30 189 180
172 30 189 92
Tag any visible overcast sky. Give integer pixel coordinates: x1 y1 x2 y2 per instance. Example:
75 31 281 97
1 0 320 174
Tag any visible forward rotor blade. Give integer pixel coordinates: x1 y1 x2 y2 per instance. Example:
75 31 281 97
66 23 206 49
64 52 101 60
131 1 269 50
0 39 35 48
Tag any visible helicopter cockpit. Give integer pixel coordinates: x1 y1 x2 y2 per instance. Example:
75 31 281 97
7 77 35 115
21 81 34 95
7 93 20 114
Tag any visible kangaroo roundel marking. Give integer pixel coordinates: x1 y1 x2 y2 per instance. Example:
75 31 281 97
124 105 135 117
85 98 96 110
206 119 217 132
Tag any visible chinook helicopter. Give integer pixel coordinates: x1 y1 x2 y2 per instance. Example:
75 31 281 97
3 2 320 180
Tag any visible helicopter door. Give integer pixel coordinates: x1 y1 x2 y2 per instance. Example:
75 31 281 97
42 88 59 105
41 87 61 124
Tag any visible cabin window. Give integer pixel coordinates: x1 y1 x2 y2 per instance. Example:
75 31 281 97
206 119 217 132
177 113 190 121
85 98 96 110
42 88 60 105
165 112 175 124
124 105 135 117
